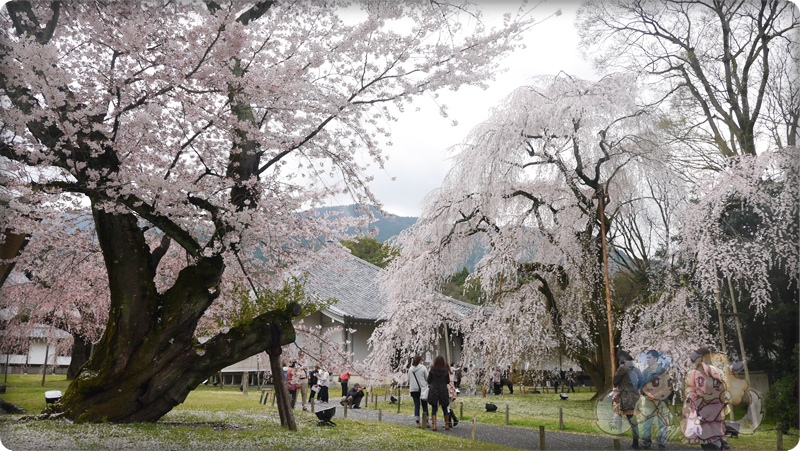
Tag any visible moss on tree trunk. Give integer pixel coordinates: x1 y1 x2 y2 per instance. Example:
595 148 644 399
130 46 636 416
59 206 300 423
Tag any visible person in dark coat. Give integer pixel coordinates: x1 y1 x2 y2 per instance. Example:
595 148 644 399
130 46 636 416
426 355 451 431
613 350 643 449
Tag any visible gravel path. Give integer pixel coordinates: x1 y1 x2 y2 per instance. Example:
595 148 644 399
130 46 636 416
324 401 697 450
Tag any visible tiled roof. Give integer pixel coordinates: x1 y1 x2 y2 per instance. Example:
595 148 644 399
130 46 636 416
303 250 388 321
302 248 476 323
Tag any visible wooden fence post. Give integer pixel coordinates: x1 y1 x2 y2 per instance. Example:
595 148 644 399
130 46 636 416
378 408 382 422
471 417 477 440
505 404 510 425
559 407 564 430
539 425 546 450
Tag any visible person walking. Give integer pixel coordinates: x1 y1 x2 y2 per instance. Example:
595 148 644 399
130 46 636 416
286 362 301 410
567 368 577 393
639 350 671 449
445 362 459 428
426 355 451 431
408 355 430 429
453 362 463 390
504 367 514 394
614 350 643 449
552 367 561 393
492 367 502 395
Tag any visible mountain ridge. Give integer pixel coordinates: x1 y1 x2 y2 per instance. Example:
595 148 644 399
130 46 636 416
312 204 417 242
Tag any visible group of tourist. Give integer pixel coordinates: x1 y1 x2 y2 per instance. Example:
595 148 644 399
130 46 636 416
408 355 459 431
283 352 343 411
282 352 361 411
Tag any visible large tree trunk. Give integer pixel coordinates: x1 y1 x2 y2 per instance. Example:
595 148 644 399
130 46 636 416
60 207 299 423
66 334 92 381
569 297 613 400
564 224 615 400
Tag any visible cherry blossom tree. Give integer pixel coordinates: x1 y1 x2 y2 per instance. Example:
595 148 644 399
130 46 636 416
0 1 529 423
372 73 667 395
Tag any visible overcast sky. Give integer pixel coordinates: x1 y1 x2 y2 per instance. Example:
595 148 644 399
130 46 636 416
360 1 599 217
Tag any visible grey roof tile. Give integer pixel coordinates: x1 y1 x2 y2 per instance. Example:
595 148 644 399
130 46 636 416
302 248 476 322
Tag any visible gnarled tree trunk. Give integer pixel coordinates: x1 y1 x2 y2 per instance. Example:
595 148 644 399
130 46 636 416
60 207 299 422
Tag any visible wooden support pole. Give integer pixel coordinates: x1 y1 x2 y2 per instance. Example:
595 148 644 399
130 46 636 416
460 401 463 419
777 425 784 450
595 189 616 377
715 280 728 354
397 393 401 414
343 403 348 418
559 407 564 430
613 438 621 450
378 408 382 422
727 277 751 383
505 404 510 425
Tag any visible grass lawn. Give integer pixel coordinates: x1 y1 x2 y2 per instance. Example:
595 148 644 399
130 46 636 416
0 375 797 450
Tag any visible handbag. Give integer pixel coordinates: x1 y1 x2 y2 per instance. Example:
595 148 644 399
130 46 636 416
411 368 428 401
447 380 457 401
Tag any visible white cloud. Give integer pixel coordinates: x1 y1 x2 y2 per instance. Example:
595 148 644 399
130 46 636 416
368 1 598 217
